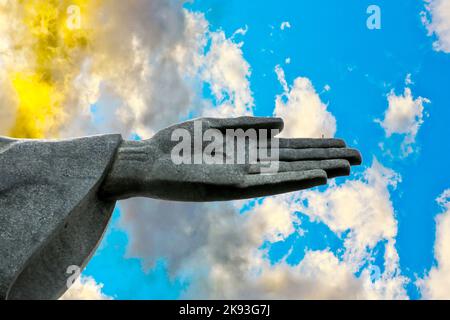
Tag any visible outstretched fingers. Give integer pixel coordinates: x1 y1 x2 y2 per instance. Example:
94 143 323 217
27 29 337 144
248 159 351 178
209 117 284 132
259 148 362 165
276 138 346 149
235 169 328 199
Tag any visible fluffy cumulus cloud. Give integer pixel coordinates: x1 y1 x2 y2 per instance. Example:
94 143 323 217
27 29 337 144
0 0 253 139
76 2 208 138
377 85 430 157
0 1 411 300
418 189 450 299
201 30 254 117
0 0 254 299
297 159 401 268
60 276 112 300
0 0 195 138
274 65 337 138
119 159 408 299
422 0 450 53
66 2 252 138
295 159 408 299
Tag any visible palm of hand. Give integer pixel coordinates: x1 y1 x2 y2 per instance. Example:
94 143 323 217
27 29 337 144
127 117 362 202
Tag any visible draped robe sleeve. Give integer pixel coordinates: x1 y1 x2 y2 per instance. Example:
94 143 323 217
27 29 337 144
0 134 122 300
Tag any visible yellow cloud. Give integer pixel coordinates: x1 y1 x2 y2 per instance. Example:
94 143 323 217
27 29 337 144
2 0 96 138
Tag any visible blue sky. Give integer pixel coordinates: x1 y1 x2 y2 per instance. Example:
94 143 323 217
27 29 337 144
81 0 450 300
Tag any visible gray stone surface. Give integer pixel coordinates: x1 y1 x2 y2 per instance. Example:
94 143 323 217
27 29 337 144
100 117 362 201
0 117 362 300
0 134 121 300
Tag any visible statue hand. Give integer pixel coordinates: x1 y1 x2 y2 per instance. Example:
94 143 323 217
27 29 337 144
100 117 362 202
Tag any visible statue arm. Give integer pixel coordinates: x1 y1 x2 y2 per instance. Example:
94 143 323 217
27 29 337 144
100 139 156 200
99 117 362 202
0 134 122 300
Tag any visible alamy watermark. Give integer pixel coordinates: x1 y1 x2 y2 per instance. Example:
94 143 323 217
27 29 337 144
66 5 81 30
170 120 280 173
66 265 81 289
367 265 382 282
367 5 381 30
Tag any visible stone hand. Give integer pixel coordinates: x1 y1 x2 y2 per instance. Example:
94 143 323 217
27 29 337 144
100 117 362 202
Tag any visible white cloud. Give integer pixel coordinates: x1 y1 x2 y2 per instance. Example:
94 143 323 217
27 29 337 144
201 30 254 117
274 65 289 92
192 249 369 300
274 65 337 138
422 0 450 53
297 159 401 268
0 1 253 139
71 5 210 138
294 159 408 299
60 276 112 300
377 86 430 157
418 189 450 299
0 2 259 300
118 159 408 299
0 1 412 300
0 1 205 138
111 52 407 298
233 25 249 37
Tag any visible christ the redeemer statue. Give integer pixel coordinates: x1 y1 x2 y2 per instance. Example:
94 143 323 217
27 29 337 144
0 117 362 300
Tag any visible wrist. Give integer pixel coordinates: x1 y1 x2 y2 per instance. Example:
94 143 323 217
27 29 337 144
99 140 150 200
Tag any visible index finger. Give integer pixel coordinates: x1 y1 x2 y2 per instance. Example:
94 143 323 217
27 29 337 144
276 138 347 149
208 117 284 132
